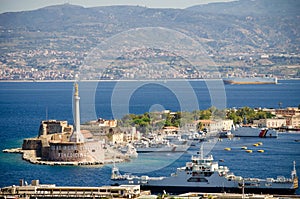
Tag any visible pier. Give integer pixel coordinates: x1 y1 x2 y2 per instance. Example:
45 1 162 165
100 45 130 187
0 180 141 199
1 180 298 199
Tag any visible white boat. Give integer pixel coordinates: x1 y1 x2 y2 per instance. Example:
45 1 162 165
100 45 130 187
232 125 278 138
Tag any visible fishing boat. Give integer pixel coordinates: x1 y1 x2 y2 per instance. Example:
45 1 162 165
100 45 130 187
112 145 298 195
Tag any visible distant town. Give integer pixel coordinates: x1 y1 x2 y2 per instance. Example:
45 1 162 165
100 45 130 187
1 47 299 80
0 3 299 81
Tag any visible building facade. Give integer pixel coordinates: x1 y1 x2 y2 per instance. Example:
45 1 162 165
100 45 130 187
253 118 286 128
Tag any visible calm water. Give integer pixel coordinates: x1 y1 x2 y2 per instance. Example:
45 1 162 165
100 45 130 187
0 80 299 194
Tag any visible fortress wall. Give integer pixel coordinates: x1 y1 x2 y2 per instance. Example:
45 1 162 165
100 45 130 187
48 142 88 162
22 139 42 150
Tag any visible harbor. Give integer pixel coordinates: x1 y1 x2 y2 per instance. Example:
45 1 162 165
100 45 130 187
1 0 300 197
0 81 299 196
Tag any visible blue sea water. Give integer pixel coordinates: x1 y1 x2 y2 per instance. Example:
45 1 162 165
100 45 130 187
0 80 300 194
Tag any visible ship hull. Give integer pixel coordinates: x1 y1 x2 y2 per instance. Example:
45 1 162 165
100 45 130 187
141 185 296 195
223 77 277 85
136 145 190 153
232 127 278 138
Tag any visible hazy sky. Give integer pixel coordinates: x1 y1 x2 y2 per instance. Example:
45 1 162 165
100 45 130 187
0 0 235 13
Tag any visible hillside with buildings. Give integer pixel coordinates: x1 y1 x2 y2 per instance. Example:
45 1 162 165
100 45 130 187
0 0 299 80
118 106 300 134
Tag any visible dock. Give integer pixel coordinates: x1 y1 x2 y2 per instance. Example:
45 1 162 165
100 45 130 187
0 180 141 199
1 180 299 199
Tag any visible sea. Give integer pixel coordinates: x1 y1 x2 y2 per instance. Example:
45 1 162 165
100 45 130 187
0 79 300 194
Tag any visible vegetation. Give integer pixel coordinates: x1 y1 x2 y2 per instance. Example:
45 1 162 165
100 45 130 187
227 107 274 124
119 107 274 133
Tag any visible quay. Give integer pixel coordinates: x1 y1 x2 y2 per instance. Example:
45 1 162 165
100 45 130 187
1 180 299 199
0 180 141 199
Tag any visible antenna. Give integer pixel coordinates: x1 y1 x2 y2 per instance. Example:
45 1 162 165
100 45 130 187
200 143 203 159
292 161 297 178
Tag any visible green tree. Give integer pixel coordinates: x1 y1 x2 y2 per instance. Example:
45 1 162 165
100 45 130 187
227 111 242 124
197 122 203 131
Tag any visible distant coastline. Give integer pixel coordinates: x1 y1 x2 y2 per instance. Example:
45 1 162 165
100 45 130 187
1 78 300 83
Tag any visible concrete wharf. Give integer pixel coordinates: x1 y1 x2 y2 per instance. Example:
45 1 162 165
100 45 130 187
0 180 141 199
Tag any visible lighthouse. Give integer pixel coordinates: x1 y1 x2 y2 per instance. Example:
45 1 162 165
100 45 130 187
70 82 85 143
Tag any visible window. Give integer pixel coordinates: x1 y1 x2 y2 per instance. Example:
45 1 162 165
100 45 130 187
187 177 208 182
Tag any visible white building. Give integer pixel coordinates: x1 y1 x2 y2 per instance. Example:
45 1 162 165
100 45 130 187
253 118 286 128
197 119 233 133
286 115 300 128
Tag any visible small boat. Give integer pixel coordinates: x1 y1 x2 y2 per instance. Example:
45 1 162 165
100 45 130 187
245 150 253 153
219 131 234 139
111 164 139 181
241 146 247 150
257 150 265 153
111 164 124 180
224 147 231 151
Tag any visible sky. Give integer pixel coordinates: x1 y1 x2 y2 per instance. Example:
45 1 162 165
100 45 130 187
0 0 235 13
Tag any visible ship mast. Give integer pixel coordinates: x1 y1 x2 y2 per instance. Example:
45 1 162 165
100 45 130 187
200 143 203 159
292 161 297 178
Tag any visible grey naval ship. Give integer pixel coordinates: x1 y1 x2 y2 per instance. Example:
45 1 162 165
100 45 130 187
111 146 298 195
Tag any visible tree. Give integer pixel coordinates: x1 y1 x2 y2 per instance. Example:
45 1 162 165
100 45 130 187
197 122 203 131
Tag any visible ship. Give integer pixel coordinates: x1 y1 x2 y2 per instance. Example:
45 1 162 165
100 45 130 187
111 145 298 195
132 135 191 153
223 77 277 85
232 125 278 138
133 140 190 153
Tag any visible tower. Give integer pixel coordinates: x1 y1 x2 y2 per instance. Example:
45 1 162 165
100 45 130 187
70 82 85 143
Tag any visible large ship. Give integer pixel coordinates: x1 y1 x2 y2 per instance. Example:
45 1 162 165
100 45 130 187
223 77 277 85
112 146 298 194
232 125 278 138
